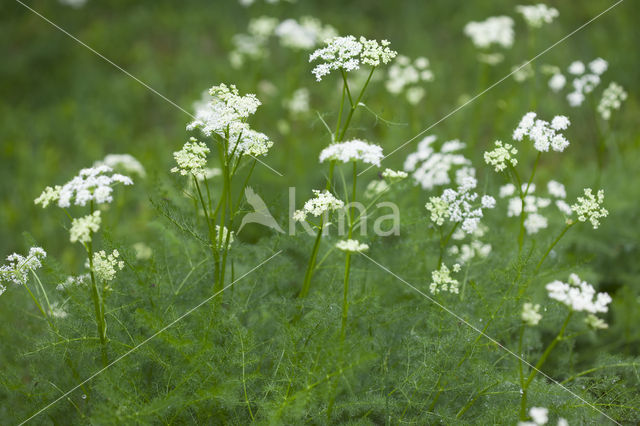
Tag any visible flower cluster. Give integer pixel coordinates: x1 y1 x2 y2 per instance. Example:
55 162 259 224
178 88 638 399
57 274 89 291
0 247 46 294
500 181 571 234
171 138 210 177
69 211 102 244
284 88 311 116
309 35 397 81
426 173 496 234
228 124 274 157
92 250 125 282
429 263 461 294
404 136 471 190
546 273 612 315
275 17 338 50
293 190 345 222
513 112 571 152
597 82 627 120
558 58 608 107
95 153 146 177
35 165 133 209
464 16 514 49
515 4 559 28
385 55 434 105
319 139 384 166
187 83 259 132
522 302 542 326
381 168 408 182
484 140 518 172
230 15 336 67
570 188 608 229
336 239 369 253
448 225 492 265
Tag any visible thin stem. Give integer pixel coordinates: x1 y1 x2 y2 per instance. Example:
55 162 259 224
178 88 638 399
518 152 541 253
337 67 376 142
535 222 574 273
438 223 459 269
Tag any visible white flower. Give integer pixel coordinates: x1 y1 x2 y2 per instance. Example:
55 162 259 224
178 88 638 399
92 250 124 282
69 211 102 244
499 183 516 198
484 141 518 172
381 168 408 182
529 407 549 425
524 213 548 234
547 180 566 199
589 57 608 75
570 188 608 229
464 16 514 49
336 239 369 253
426 177 495 234
0 247 47 292
35 165 133 209
548 73 566 92
133 242 153 260
319 139 384 166
555 200 573 216
585 313 608 330
284 88 311 116
516 4 559 28
568 61 585 75
386 55 434 103
57 274 89 291
598 82 627 120
404 136 471 190
364 180 389 198
95 154 146 177
187 83 261 136
522 302 542 326
171 138 210 177
228 123 274 157
275 17 337 50
546 273 612 314
429 264 459 294
309 35 397 81
293 190 345 222
512 112 571 152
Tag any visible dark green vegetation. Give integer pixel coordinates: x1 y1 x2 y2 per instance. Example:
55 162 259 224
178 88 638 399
1 0 639 424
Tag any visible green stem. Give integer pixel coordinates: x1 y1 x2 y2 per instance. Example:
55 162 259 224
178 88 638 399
518 152 541 254
534 222 574 273
520 311 573 418
337 67 376 142
437 223 459 269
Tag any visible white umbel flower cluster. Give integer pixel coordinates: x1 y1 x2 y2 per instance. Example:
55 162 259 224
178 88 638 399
69 211 102 244
464 16 514 49
95 154 146 177
513 112 571 152
319 139 384 166
522 302 542 326
385 55 434 105
597 82 627 120
275 17 338 50
309 35 397 81
426 174 496 234
564 58 608 107
429 263 461 294
381 168 408 182
484 141 518 172
404 136 471 191
171 138 210 177
570 188 608 229
293 190 345 222
57 274 89 291
284 88 311 116
546 273 612 314
92 250 124 282
518 406 568 426
336 239 369 253
500 181 571 234
515 4 559 28
1 247 46 294
35 165 133 209
448 225 492 265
